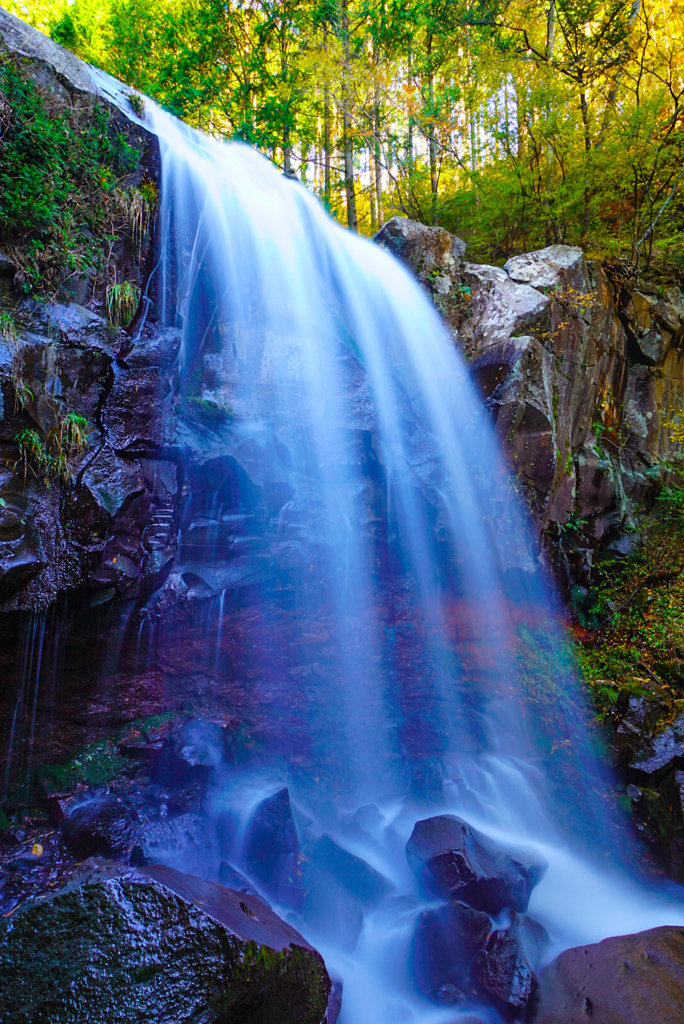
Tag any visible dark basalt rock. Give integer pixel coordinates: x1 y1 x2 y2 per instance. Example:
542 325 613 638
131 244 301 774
61 792 139 858
474 911 549 1018
243 787 301 905
412 900 492 1002
406 815 545 913
311 833 393 907
532 926 684 1023
0 860 331 1024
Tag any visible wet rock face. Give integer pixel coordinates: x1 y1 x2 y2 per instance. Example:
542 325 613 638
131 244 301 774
374 217 466 343
244 788 301 905
474 911 549 1018
412 900 492 1003
406 814 545 913
376 223 684 592
532 926 684 1024
0 860 331 1024
61 792 139 858
610 689 684 881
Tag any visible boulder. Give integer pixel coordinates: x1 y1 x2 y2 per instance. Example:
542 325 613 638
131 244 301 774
532 926 684 1024
0 7 97 103
463 264 551 349
374 216 465 285
504 246 587 292
474 911 549 1018
0 860 331 1024
412 900 492 1001
325 979 343 1024
406 815 545 913
243 787 301 905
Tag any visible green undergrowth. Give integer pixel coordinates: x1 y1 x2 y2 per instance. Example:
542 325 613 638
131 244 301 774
574 486 684 717
0 48 142 295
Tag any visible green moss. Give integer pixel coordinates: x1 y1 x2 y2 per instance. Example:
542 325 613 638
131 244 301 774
36 738 129 797
15 411 90 486
221 940 329 1024
32 713 180 799
183 396 234 424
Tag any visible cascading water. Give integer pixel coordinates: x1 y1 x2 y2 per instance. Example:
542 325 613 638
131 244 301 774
64 70 684 1020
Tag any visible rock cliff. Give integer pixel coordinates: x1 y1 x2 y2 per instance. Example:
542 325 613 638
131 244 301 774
376 218 684 593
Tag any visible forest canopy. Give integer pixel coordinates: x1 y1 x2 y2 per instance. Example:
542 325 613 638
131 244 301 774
9 0 684 270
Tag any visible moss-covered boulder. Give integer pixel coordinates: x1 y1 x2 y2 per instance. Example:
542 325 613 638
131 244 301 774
0 860 331 1023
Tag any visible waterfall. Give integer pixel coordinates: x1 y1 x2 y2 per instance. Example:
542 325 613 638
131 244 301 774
88 70 684 1022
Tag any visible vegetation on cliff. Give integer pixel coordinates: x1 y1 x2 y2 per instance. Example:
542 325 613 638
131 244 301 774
8 0 684 271
0 49 145 295
575 486 684 715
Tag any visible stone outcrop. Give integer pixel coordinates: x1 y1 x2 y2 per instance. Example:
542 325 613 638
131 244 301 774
532 926 684 1024
0 7 164 611
609 688 684 882
376 218 684 590
0 859 332 1024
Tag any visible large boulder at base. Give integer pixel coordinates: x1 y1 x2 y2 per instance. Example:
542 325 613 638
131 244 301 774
0 860 331 1024
406 815 545 913
532 926 684 1024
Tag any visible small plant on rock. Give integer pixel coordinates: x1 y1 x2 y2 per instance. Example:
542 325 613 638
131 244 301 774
15 410 90 485
106 279 140 326
124 180 159 257
128 92 145 118
0 310 16 344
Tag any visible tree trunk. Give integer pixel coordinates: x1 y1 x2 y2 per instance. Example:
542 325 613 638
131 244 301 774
427 31 438 225
373 62 384 227
323 25 332 209
281 23 291 174
579 84 592 243
341 0 357 230
406 49 414 176
369 146 377 234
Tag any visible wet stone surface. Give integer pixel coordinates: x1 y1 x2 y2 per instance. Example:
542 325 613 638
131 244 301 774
406 814 545 914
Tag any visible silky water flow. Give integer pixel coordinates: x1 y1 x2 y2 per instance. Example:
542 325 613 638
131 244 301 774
87 71 684 1021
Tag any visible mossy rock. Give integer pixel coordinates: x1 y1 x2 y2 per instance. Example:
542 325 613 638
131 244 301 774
0 861 331 1023
35 738 130 798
